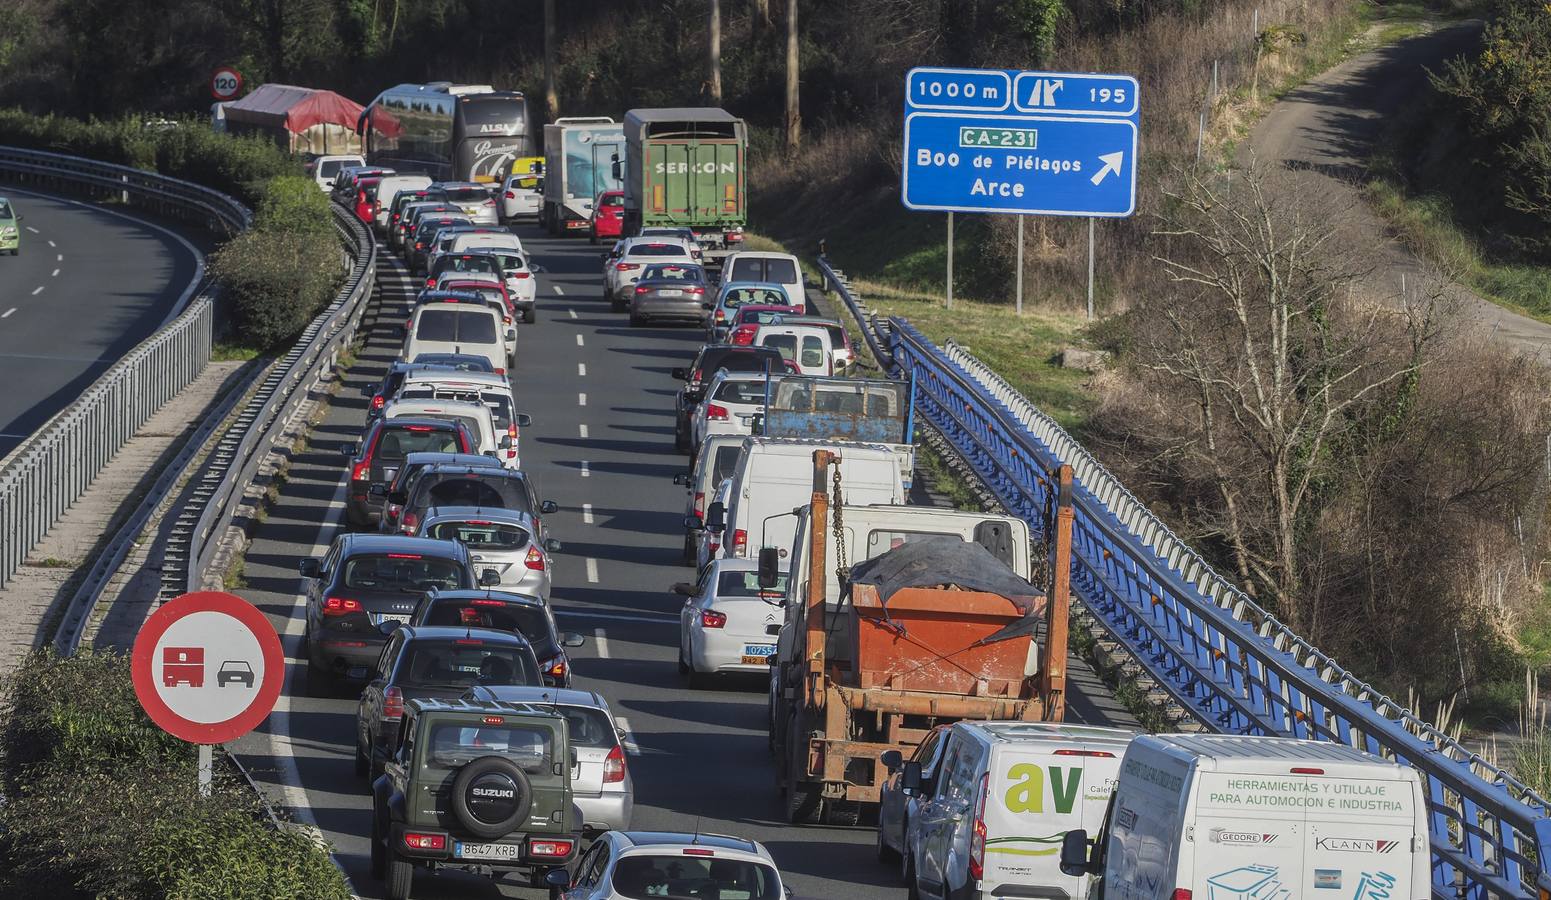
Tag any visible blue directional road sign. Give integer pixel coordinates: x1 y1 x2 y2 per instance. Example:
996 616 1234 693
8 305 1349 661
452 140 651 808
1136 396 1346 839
902 67 1140 217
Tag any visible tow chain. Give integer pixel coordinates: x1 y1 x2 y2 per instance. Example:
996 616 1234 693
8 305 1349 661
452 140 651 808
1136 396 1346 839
830 461 848 585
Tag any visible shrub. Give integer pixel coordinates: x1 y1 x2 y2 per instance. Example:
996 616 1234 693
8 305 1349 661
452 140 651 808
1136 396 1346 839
253 175 335 238
213 229 341 350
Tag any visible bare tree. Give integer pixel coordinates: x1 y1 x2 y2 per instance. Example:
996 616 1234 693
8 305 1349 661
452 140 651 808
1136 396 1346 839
544 0 558 120
1134 165 1444 627
708 0 723 104
752 0 770 38
784 0 800 151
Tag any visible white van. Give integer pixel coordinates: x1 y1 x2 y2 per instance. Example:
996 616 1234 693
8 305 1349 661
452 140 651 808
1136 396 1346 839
1061 734 1431 900
373 175 433 231
381 398 500 462
403 302 512 373
309 154 364 192
722 251 805 313
715 438 903 561
754 323 833 376
891 722 1134 900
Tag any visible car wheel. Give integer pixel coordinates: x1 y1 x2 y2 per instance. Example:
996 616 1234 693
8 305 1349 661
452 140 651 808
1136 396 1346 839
673 423 688 453
785 779 823 825
523 308 535 324
355 737 369 778
825 799 862 827
589 231 598 245
370 808 387 880
677 645 690 675
682 532 696 566
629 311 643 327
385 853 413 900
904 851 921 900
876 818 901 863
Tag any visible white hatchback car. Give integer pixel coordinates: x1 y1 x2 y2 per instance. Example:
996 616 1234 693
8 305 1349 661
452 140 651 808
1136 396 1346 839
604 238 697 308
675 558 788 687
499 172 542 221
381 398 501 462
690 371 767 455
554 831 789 899
437 181 501 225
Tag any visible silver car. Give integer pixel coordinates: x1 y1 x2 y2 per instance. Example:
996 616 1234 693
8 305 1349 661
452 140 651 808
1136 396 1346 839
437 181 501 225
415 506 559 601
464 685 634 833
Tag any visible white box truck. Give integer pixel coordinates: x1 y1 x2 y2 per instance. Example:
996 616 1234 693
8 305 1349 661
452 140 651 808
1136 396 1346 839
1060 734 1430 900
540 117 624 235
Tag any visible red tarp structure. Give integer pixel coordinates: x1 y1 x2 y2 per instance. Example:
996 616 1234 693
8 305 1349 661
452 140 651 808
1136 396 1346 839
222 84 365 155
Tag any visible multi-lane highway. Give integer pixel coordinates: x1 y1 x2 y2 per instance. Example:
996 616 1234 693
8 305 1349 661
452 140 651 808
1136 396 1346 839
228 219 1133 899
0 188 205 456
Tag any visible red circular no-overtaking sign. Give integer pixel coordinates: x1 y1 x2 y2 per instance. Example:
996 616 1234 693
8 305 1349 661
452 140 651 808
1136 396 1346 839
210 66 243 101
131 591 283 745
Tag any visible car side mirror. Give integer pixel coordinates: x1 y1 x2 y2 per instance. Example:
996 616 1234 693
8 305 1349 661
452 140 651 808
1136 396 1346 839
515 413 533 427
369 483 388 497
545 868 571 888
505 329 517 342
479 568 502 587
378 619 401 635
340 442 359 458
540 500 559 514
600 252 610 262
298 558 320 578
671 367 689 380
544 538 562 552
881 749 903 772
757 547 780 589
683 514 704 531
561 632 586 648
1060 829 1094 877
705 501 726 529
671 582 695 596
360 384 376 397
673 472 691 486
388 490 407 505
902 760 923 794
701 302 714 310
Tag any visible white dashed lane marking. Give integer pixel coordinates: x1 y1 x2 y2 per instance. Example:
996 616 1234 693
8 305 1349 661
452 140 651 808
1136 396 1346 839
51 268 58 277
578 363 586 377
579 423 589 438
582 503 594 524
575 334 584 347
30 286 42 296
585 558 599 583
24 226 37 234
46 240 55 248
578 392 587 406
568 308 577 319
2 309 14 318
554 285 565 295
593 628 609 659
580 460 590 478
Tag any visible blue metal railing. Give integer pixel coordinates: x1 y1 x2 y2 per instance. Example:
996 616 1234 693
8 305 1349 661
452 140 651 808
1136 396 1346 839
815 254 1551 899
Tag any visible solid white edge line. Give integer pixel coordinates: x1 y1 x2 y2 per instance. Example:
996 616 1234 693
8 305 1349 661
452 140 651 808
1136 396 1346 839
593 628 610 659
585 558 599 583
582 502 594 525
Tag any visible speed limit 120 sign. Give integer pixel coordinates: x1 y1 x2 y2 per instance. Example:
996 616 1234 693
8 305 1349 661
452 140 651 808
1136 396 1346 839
210 66 243 101
131 591 283 745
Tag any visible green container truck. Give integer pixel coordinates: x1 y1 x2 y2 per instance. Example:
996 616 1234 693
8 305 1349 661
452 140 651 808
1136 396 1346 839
621 107 747 265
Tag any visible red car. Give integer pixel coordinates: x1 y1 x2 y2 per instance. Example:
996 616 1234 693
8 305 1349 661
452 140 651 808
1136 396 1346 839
590 190 625 244
353 177 384 224
725 304 801 345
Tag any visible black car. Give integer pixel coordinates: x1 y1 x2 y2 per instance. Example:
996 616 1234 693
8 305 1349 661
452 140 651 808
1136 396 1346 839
342 417 475 529
298 533 499 687
411 590 586 687
628 262 708 327
670 344 789 452
377 451 504 533
365 361 482 420
355 625 543 779
389 463 558 539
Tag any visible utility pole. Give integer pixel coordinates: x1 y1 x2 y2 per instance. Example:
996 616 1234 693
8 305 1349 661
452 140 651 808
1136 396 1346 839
709 0 723 105
784 0 801 151
544 0 558 120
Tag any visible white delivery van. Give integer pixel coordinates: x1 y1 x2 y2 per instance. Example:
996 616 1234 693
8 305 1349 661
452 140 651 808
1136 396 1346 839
722 250 806 313
754 323 834 376
715 438 903 562
373 175 433 231
1060 733 1430 900
403 302 512 373
897 721 1134 900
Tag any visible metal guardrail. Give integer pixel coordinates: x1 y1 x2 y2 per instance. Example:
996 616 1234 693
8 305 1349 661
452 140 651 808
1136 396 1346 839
0 147 249 590
816 253 1551 898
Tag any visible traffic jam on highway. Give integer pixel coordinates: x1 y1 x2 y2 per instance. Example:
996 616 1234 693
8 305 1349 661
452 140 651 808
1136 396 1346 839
249 85 1436 900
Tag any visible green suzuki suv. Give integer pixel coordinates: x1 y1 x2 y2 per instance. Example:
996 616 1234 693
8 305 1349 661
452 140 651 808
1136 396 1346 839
0 197 18 255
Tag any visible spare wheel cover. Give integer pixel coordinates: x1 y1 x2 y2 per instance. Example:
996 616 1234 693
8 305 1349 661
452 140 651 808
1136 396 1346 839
451 755 533 839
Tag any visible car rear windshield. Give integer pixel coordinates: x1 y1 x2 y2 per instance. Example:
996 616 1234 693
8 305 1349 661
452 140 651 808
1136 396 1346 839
420 601 552 648
736 308 784 326
426 519 531 550
318 160 349 178
556 705 616 749
723 287 790 309
415 309 498 344
713 380 765 403
490 251 526 272
729 257 798 286
628 244 690 258
760 334 798 361
697 349 780 377
440 255 500 277
601 193 624 207
342 554 465 591
400 640 539 689
642 264 701 282
402 387 513 431
611 857 780 900
411 354 494 372
444 187 491 203
428 721 553 773
718 569 789 599
417 473 532 513
377 425 463 460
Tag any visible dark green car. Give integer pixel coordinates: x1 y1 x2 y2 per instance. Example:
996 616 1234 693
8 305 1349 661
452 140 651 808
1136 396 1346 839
371 697 581 900
0 197 18 255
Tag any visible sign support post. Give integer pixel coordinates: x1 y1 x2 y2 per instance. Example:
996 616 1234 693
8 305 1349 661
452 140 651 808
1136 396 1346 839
1087 217 1096 320
198 744 213 796
946 212 955 309
1015 215 1025 315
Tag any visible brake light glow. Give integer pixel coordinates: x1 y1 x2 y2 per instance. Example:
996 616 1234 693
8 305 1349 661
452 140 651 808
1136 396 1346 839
542 654 568 682
470 598 505 606
969 771 989 879
700 609 727 628
1171 892 1193 900
511 271 530 279
322 597 363 616
524 545 546 571
683 848 715 857
603 743 626 783
403 832 445 850
706 403 729 422
383 686 404 720
387 553 422 559
371 394 385 411
454 638 484 646
405 425 435 432
351 461 370 482
615 262 639 271
689 286 705 295
1291 767 1325 775
530 838 575 858
732 529 748 556
727 231 744 242
482 715 505 725
635 285 651 294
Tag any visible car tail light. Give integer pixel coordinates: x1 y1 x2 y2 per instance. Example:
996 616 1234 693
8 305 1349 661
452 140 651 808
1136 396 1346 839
1170 892 1192 900
713 309 726 323
689 286 704 295
635 285 650 294
694 491 705 516
469 597 505 606
727 229 744 242
615 262 639 271
403 831 445 850
969 771 988 879
524 545 546 571
700 609 727 628
371 394 385 411
351 461 370 482
415 241 425 250
425 277 436 288
511 271 530 279
731 327 756 346
530 838 575 858
400 512 418 533
494 367 506 376
541 654 568 682
322 597 363 616
603 744 626 784
684 847 715 857
506 423 518 460
732 529 747 556
504 190 515 199
1290 767 1325 775
383 686 404 721
706 403 729 422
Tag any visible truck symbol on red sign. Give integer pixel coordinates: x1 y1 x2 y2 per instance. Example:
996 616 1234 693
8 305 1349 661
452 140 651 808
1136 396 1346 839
162 647 205 687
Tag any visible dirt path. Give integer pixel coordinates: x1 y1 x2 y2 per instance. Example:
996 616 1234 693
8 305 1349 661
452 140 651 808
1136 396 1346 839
1246 21 1551 357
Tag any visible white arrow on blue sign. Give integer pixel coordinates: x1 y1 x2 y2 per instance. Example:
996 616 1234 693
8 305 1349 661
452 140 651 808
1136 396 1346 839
902 67 1140 218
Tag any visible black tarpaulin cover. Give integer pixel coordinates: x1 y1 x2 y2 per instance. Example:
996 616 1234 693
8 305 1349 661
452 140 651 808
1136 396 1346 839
847 535 1044 632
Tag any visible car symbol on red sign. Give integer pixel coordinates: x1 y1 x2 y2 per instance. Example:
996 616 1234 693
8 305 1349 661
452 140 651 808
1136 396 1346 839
210 66 243 101
132 591 282 745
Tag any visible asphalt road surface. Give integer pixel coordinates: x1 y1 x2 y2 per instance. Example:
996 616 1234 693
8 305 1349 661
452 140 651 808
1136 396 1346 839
229 219 1133 899
0 187 205 456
